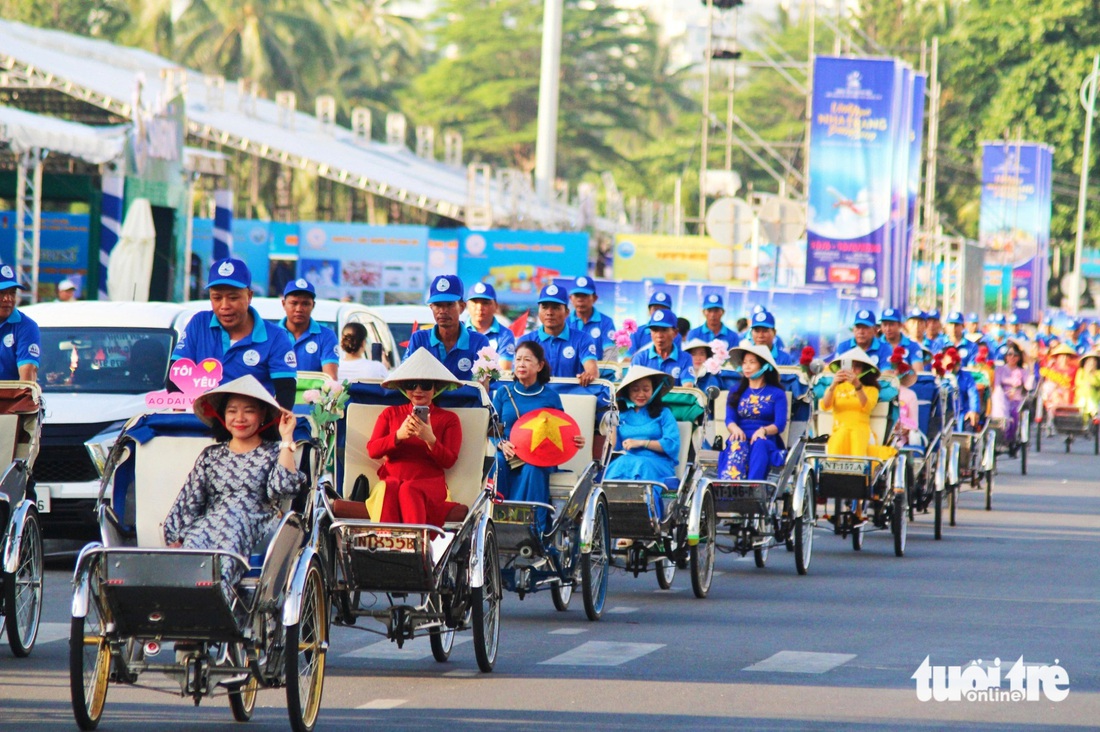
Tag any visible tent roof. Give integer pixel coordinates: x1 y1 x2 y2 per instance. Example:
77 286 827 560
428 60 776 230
0 104 126 164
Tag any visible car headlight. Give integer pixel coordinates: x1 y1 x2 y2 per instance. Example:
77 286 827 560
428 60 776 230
84 421 127 478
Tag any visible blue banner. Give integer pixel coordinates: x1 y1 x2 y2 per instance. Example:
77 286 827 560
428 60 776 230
456 229 589 307
904 74 927 308
0 211 91 299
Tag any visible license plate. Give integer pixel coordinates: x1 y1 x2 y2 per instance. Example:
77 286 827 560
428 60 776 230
354 530 418 553
821 460 867 475
711 483 766 502
35 488 51 513
494 504 535 524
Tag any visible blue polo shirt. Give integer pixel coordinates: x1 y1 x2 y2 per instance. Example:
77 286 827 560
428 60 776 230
468 319 516 360
174 307 297 395
685 323 738 350
567 309 617 354
942 337 979 366
631 344 695 387
771 344 796 366
883 335 923 367
280 317 339 373
0 309 40 380
405 326 490 380
923 334 947 354
629 327 682 355
831 336 894 370
518 325 598 378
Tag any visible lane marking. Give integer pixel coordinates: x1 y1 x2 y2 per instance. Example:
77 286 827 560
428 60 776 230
34 622 71 645
356 698 408 710
744 651 856 674
541 640 665 666
654 587 683 593
343 635 470 660
605 606 638 614
549 628 588 635
442 669 479 677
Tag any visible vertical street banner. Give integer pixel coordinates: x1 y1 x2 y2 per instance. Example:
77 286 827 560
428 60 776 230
979 142 1053 322
806 56 903 301
887 66 913 308
905 74 927 308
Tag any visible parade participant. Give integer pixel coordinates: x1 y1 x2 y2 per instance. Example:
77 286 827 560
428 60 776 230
604 366 680 516
630 308 695 386
747 310 795 365
822 347 896 459
466 281 515 369
1036 316 1057 347
933 346 982 431
889 348 921 448
1088 319 1100 348
941 311 978 366
879 308 923 371
173 258 297 408
405 274 490 380
0 264 40 381
629 290 676 354
718 344 787 482
366 350 467 526
683 338 722 392
1006 314 1029 342
904 307 926 344
517 284 599 385
164 376 303 587
567 276 617 360
279 278 339 379
992 341 1033 455
1040 344 1079 415
337 322 388 381
56 278 78 302
1070 318 1091 354
493 341 585 531
831 309 893 369
685 293 737 350
923 308 946 353
1075 350 1100 421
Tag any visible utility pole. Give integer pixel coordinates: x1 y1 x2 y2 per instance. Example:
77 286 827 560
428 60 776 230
534 0 564 202
1071 53 1100 315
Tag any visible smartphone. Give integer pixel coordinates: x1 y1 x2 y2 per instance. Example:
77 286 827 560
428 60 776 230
841 358 853 373
413 405 430 423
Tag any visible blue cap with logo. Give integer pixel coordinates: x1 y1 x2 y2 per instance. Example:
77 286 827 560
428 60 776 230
646 308 678 329
880 308 903 323
966 311 980 323
537 283 569 306
906 307 925 320
649 290 672 308
750 310 776 330
1072 317 1085 330
283 277 316 298
570 276 595 296
1042 315 1054 326
467 281 497 301
702 293 725 310
751 304 767 315
427 274 464 304
926 308 941 320
1007 313 1019 325
0 263 24 291
853 309 876 327
992 313 1007 325
208 258 252 289
947 310 965 325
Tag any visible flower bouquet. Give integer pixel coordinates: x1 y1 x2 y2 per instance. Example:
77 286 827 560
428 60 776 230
607 318 639 363
473 346 502 382
703 339 730 374
302 378 350 467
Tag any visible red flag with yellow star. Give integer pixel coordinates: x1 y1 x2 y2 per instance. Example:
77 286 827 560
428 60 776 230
509 408 580 468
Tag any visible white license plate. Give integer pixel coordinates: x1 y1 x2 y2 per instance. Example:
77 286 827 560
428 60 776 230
821 460 867 475
35 488 51 513
712 483 766 502
354 530 418 554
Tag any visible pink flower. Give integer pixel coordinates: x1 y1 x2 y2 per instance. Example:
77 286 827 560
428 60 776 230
709 340 729 364
614 332 632 349
477 346 499 361
622 318 638 335
704 356 724 375
321 379 343 396
302 389 322 404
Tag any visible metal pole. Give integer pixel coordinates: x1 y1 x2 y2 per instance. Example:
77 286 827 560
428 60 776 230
534 0 564 202
922 38 941 308
700 0 714 227
803 0 815 199
1071 53 1100 315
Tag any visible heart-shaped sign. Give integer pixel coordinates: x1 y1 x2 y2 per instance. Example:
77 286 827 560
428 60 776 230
144 358 224 411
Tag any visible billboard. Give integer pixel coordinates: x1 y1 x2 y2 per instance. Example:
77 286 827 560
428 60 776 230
456 229 589 308
0 211 91 299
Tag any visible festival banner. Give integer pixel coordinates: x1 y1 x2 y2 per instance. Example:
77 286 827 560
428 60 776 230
904 74 927 308
613 234 756 284
806 57 904 301
456 229 589 307
0 211 90 299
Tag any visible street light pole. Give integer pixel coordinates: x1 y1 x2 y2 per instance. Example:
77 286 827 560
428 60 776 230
534 0 564 202
1071 53 1100 315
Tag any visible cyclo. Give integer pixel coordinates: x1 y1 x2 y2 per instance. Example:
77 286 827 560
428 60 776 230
949 365 998 513
1034 346 1100 455
0 381 44 657
900 372 956 540
324 352 501 670
805 350 909 556
488 377 613 621
706 351 817 574
69 377 327 731
600 369 717 598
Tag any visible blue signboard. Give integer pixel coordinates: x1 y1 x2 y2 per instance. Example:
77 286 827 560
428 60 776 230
0 211 90 298
456 229 589 307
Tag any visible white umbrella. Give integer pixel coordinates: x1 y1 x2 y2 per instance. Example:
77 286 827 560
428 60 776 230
107 198 156 301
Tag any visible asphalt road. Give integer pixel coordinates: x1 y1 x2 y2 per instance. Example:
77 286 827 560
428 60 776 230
3 440 1099 731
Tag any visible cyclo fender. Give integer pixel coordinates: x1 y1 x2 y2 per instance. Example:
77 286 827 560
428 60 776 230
282 546 320 628
578 484 605 554
791 462 814 517
2 499 35 574
70 542 103 619
892 453 907 497
686 471 705 546
467 505 493 590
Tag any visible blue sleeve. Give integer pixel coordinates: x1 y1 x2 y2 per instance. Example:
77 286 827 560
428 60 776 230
268 329 298 380
770 386 788 435
172 316 200 362
965 375 981 413
319 329 340 366
726 390 742 429
15 318 40 368
404 330 427 361
657 408 680 462
578 332 599 364
678 352 695 386
497 329 516 359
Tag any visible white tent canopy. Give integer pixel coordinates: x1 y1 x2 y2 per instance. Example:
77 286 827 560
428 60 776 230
0 105 125 164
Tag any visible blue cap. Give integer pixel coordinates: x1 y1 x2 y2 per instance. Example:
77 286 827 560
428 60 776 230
646 308 677 329
1072 317 1085 330
751 304 767 314
649 290 672 307
0 263 24 291
427 274 464 304
853 309 876 327
926 308 941 320
208 258 252 289
750 310 776 329
947 310 965 325
569 276 595 296
537 283 568 306
880 308 903 323
906 307 925 320
1042 315 1054 326
702 293 725 310
282 277 316 298
966 311 979 323
1007 314 1019 325
467 281 497 301
992 313 1006 325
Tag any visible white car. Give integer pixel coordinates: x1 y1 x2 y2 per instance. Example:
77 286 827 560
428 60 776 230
20 301 189 540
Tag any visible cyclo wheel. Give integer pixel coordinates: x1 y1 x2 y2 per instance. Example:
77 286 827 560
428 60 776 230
582 498 610 621
429 623 456 663
472 525 501 673
753 541 769 568
933 489 944 541
5 509 43 657
794 477 814 576
550 579 573 611
285 560 327 732
892 494 907 557
949 484 957 527
227 644 259 722
655 558 676 589
690 488 716 597
70 586 110 731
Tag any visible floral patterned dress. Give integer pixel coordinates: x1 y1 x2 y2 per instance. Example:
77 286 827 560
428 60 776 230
718 384 787 481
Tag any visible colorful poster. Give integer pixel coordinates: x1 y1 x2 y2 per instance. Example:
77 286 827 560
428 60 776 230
456 229 589 307
613 234 759 283
0 211 90 299
295 223 430 305
904 74 927 308
806 57 905 301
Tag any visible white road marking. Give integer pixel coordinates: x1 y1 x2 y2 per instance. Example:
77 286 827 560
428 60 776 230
34 622 70 645
549 627 588 635
1026 459 1056 466
442 669 479 677
540 640 665 666
343 635 470 660
605 605 638 614
356 698 408 710
743 651 856 674
654 587 682 593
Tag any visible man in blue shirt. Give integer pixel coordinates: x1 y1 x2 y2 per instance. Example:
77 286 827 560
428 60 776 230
1006 313 1029 342
629 290 677 354
686 293 737 350
831 309 894 369
879 308 923 371
904 307 926 344
173 258 298 407
280 278 339 379
466 281 515 369
631 308 695 386
0 264 40 381
567 276 617 359
746 310 794 365
405 274 490 380
941 310 980 366
923 308 946 353
518 284 599 385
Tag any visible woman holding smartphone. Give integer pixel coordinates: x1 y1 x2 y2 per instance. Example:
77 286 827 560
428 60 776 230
366 349 466 526
822 347 890 459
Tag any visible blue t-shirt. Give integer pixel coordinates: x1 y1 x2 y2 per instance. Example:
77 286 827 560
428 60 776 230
832 336 894 370
883 335 923 367
0 309 40 380
517 325 598 378
469 320 516 361
631 344 695 386
923 334 947 354
405 326 490 381
685 323 738 351
567 309 617 354
174 307 297 395
280 318 339 373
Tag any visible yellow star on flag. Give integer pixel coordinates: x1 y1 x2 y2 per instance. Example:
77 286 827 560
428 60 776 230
518 410 571 451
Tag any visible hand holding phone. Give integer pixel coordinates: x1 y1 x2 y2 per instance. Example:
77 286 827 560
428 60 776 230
413 405 430 423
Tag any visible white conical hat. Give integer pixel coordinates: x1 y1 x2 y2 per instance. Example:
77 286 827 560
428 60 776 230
618 364 672 395
729 343 778 372
381 348 463 391
829 346 879 372
681 338 713 353
192 374 282 427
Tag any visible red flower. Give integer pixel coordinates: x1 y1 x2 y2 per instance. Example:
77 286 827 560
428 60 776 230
799 346 815 366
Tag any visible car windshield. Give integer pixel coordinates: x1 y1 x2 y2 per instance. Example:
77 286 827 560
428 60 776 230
38 328 177 394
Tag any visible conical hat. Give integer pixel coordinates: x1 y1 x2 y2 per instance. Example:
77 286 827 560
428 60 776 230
729 343 778 372
381 348 463 391
192 374 282 427
618 365 672 396
829 346 880 373
681 338 712 354
1080 349 1100 368
1048 343 1079 358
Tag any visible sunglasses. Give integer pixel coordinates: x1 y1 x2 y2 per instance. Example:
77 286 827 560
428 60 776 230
403 380 439 392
